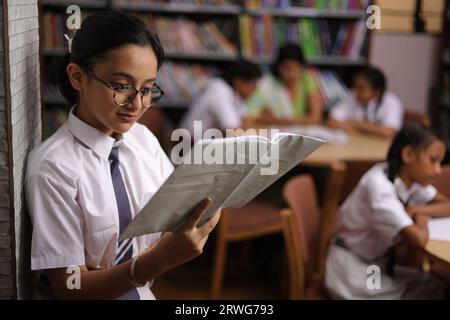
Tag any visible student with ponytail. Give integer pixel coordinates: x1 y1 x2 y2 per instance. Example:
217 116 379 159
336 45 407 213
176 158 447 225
325 124 450 299
328 66 404 138
25 11 220 299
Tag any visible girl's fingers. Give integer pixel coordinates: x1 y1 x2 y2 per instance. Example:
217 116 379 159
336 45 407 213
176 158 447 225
197 210 221 238
182 198 212 231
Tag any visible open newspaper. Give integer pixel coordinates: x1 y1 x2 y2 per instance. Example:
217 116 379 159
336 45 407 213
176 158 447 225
119 133 324 240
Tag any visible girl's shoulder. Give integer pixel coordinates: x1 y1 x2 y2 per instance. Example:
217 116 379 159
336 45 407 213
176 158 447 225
26 124 80 181
381 91 403 109
359 162 395 193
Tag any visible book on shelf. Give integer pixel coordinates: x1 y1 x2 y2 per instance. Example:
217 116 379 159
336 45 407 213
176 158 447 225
42 11 92 51
157 62 217 105
308 68 350 109
240 15 367 60
113 0 235 7
140 15 237 57
43 12 66 50
245 0 366 10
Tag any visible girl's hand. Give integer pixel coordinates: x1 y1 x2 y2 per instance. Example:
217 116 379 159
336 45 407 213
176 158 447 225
152 198 221 272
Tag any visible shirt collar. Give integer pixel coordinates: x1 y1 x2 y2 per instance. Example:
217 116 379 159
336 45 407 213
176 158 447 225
393 176 415 205
67 105 127 161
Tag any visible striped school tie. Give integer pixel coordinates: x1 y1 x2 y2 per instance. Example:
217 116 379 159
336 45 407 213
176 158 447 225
109 146 140 299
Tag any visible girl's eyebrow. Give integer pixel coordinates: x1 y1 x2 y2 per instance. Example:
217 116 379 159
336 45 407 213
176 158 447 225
111 71 156 82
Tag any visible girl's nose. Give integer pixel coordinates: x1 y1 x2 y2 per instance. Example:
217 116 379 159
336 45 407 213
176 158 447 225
435 163 442 175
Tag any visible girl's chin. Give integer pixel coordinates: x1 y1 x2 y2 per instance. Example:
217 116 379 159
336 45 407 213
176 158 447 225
111 122 135 134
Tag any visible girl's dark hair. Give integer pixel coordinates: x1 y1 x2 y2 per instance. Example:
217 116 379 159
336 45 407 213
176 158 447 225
222 59 262 86
59 10 164 105
272 43 306 78
354 66 386 107
387 123 440 181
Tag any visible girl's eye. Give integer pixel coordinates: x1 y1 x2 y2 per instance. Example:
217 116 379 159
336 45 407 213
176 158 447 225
140 87 151 95
112 83 130 92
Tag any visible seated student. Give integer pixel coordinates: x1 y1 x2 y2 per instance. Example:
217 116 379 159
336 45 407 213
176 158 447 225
246 43 323 126
328 67 404 138
325 124 450 299
180 60 261 137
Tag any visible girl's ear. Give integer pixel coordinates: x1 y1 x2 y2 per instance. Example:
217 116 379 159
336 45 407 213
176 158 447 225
401 145 414 164
67 63 85 92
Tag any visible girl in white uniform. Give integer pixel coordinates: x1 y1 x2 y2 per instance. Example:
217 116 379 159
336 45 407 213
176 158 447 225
325 124 450 299
25 11 220 299
328 67 404 138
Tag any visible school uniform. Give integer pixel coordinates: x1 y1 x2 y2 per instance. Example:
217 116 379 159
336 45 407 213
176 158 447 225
25 106 174 299
180 78 247 137
330 91 404 131
246 72 319 119
324 163 445 299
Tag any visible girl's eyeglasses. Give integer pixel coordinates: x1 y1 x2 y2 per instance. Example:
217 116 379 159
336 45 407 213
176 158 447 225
82 68 164 108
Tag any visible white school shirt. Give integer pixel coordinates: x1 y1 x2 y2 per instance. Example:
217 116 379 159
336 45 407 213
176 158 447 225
180 78 247 137
335 163 437 262
330 91 404 131
25 106 174 299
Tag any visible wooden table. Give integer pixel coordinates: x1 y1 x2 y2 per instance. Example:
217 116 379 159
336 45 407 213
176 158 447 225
303 131 391 167
426 240 450 264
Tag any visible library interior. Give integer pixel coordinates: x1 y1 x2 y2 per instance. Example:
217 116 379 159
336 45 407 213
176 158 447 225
0 0 450 300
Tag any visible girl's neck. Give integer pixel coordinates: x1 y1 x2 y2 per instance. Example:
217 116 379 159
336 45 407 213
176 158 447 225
74 103 113 136
398 167 414 189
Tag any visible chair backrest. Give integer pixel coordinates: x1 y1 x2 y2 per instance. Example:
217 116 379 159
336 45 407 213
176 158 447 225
404 110 431 128
283 175 321 271
340 160 380 204
433 164 450 198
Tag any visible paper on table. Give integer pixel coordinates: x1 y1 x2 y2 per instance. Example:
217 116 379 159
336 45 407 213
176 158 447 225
119 133 324 240
269 125 349 145
428 217 450 242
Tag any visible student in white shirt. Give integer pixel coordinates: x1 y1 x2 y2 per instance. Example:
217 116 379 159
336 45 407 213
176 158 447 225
180 60 261 138
328 67 404 138
25 11 220 300
325 124 450 299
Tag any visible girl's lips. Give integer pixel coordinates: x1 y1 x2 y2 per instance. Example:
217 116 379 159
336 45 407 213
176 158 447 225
117 113 138 123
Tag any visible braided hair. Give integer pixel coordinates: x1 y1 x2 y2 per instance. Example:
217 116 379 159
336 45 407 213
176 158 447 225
387 124 439 182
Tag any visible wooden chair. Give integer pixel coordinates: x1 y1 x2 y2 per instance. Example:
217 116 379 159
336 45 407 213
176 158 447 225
210 200 285 299
138 108 175 153
404 110 431 128
210 163 345 299
432 164 450 198
281 164 345 300
339 160 381 204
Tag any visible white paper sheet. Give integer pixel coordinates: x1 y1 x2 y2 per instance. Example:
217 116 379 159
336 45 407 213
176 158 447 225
428 217 450 242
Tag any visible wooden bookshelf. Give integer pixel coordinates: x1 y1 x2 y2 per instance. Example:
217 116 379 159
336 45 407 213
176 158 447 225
245 7 366 19
39 0 372 133
112 3 242 14
41 0 109 9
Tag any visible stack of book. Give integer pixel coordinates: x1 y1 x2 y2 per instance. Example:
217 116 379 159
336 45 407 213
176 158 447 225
420 0 446 34
240 16 367 60
374 0 416 33
157 62 217 105
141 16 237 57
